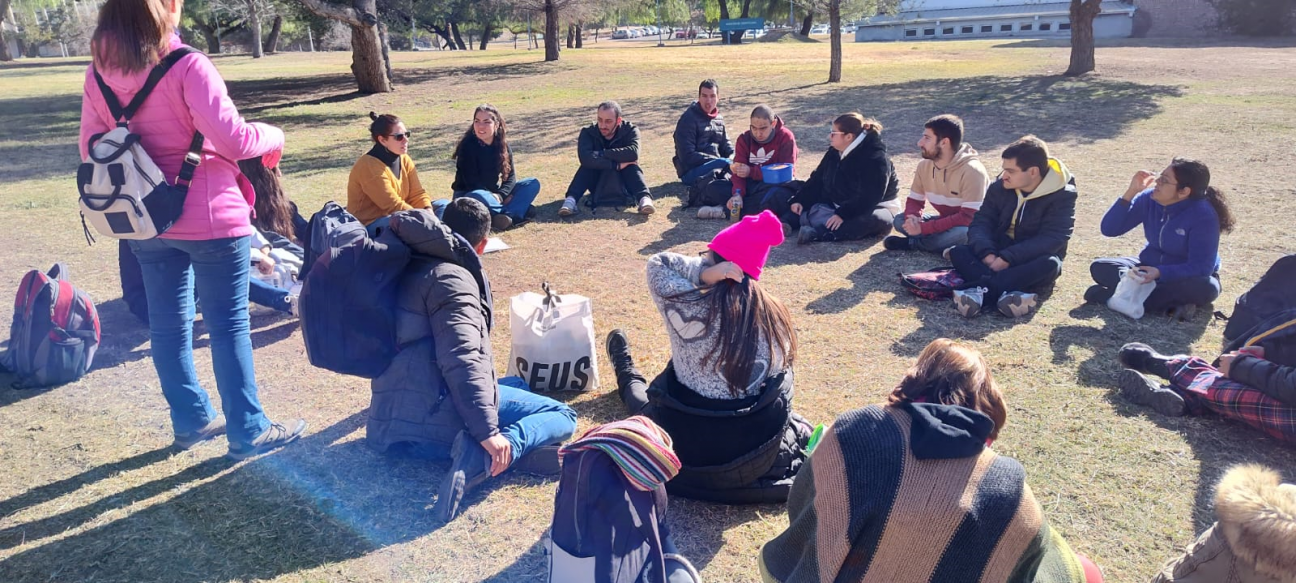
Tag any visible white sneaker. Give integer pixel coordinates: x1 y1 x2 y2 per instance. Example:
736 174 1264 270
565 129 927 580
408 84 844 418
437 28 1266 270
952 286 987 318
696 205 725 220
558 197 577 217
287 293 300 318
997 291 1038 318
638 196 655 215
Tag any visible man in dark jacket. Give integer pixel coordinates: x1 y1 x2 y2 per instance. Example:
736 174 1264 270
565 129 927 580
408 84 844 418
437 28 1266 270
368 199 577 522
673 79 734 187
949 135 1077 319
559 101 655 216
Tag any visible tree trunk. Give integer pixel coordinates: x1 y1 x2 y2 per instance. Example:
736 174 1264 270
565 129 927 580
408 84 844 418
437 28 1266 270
432 23 455 49
717 0 733 44
543 0 559 61
450 20 467 50
0 0 13 62
246 0 263 58
265 15 283 53
799 11 813 36
575 22 582 48
347 0 392 93
378 21 394 80
479 21 492 50
566 23 574 48
828 0 841 82
1065 0 1102 76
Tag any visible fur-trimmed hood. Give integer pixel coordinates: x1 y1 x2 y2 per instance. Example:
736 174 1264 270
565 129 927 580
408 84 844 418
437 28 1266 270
1216 464 1296 582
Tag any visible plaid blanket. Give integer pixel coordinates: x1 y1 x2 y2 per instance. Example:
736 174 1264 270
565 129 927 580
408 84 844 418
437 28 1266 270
1169 357 1296 445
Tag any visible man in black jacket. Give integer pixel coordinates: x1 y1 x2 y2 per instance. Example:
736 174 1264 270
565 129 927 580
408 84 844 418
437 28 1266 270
369 199 577 522
559 101 655 216
948 135 1077 319
673 79 734 187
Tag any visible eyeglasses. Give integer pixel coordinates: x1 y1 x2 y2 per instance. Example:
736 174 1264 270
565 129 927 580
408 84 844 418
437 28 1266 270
1155 175 1178 187
388 132 411 141
828 131 846 137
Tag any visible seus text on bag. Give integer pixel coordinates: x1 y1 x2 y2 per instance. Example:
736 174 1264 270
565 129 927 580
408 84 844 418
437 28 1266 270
506 283 599 393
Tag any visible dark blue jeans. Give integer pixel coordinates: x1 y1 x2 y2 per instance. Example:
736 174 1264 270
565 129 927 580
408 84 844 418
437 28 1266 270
454 177 542 222
680 158 731 185
950 244 1063 307
403 376 576 464
129 236 271 445
1090 256 1221 312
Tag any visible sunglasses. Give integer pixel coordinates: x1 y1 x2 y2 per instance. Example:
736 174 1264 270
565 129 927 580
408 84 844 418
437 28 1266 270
388 132 412 141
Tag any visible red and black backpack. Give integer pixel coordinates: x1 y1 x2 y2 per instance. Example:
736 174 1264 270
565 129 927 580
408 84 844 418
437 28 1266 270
900 267 967 301
0 263 100 389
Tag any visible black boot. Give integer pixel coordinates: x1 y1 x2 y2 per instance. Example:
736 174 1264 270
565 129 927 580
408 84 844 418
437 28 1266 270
1118 342 1178 380
1118 369 1186 417
433 430 492 523
1083 284 1114 304
606 329 645 391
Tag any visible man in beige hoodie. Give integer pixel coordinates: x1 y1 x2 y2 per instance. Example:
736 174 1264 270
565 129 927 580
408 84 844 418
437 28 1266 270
885 114 990 254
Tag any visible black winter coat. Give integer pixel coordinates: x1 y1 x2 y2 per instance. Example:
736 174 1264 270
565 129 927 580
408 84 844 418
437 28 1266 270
788 131 899 220
1229 309 1296 407
672 101 733 178
365 209 499 452
967 159 1078 265
577 120 640 170
452 138 517 197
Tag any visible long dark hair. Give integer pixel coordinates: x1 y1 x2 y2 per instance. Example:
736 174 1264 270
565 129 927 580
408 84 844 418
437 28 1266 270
91 0 173 73
1170 158 1235 234
237 159 296 242
452 104 511 184
671 251 798 396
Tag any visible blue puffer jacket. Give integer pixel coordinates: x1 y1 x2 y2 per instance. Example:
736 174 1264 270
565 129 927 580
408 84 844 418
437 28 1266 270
1100 189 1221 282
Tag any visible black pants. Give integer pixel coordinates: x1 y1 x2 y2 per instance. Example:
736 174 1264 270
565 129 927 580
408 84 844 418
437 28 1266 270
564 165 651 204
1089 256 1221 313
950 245 1063 307
800 204 895 241
118 240 150 325
742 181 798 221
620 370 652 415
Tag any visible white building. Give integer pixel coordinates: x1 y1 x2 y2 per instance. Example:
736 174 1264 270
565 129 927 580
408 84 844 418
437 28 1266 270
855 1 1138 42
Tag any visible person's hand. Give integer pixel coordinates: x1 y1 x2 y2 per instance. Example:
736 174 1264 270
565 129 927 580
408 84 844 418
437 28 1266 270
257 256 275 276
1219 352 1237 378
989 257 1010 272
702 261 745 285
902 215 923 236
1126 170 1155 200
982 253 999 267
825 214 844 231
262 148 282 170
730 162 750 178
790 203 803 215
1133 266 1161 282
480 435 512 477
618 161 636 170
726 196 742 211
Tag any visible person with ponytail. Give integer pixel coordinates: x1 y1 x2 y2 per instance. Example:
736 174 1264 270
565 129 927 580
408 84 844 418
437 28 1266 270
239 159 307 316
786 113 901 244
760 339 1103 583
81 0 304 458
346 112 431 235
450 104 541 232
605 210 812 504
1087 158 1235 319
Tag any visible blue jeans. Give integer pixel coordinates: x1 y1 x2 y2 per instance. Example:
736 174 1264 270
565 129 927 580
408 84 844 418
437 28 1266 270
893 213 969 253
680 158 731 185
248 277 291 313
496 376 577 463
454 177 541 222
129 236 271 445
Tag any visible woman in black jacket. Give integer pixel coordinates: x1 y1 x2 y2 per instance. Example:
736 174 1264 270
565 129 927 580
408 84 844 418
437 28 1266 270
787 113 900 244
450 104 541 232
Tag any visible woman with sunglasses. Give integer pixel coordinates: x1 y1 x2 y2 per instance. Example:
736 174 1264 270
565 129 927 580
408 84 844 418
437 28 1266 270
1086 158 1235 319
347 112 432 235
785 113 901 244
450 104 541 231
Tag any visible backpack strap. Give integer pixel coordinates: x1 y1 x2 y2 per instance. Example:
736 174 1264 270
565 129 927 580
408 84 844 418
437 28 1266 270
175 130 205 193
92 47 199 125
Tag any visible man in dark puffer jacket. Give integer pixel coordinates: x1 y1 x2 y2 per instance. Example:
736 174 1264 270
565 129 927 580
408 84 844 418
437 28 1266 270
673 78 734 186
366 199 577 522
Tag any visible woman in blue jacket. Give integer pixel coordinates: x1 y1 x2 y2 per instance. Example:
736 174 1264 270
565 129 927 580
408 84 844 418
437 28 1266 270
1086 158 1235 317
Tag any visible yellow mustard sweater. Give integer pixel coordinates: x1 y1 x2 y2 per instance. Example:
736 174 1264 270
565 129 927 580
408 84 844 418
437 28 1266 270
346 153 431 226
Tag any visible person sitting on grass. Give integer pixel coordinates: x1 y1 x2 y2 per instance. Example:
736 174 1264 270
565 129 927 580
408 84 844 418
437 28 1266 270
366 198 577 523
239 158 308 316
786 113 901 244
949 135 1077 319
759 338 1104 583
451 104 541 232
885 114 989 255
673 79 734 192
346 112 431 236
558 100 655 216
605 210 812 505
1086 159 1235 321
697 104 798 222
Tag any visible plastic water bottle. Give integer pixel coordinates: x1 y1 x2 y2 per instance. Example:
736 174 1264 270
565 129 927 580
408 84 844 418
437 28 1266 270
730 189 743 222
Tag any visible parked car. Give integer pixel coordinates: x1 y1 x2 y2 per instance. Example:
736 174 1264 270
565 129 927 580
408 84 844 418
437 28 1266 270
675 28 698 39
841 24 857 33
810 24 829 35
645 26 658 35
612 29 629 39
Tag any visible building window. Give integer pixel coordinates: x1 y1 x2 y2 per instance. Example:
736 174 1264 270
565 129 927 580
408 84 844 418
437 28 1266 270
1059 22 1071 30
1040 23 1052 31
1000 24 1013 32
962 26 974 34
981 25 993 33
943 27 954 35
905 29 917 37
924 28 936 36
1020 23 1033 31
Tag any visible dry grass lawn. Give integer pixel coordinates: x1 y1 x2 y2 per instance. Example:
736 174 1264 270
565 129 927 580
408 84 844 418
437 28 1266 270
2 36 1296 582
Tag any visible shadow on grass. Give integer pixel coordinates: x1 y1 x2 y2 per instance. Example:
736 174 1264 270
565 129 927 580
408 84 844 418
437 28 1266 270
1048 302 1210 390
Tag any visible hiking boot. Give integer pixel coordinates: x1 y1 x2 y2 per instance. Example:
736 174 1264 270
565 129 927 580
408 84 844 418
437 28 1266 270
1118 342 1177 380
638 196 656 215
952 286 986 318
227 419 307 461
433 430 492 522
696 205 725 220
997 291 1039 318
606 329 644 387
1118 369 1186 417
883 236 910 251
511 445 562 476
491 213 513 232
173 415 227 450
558 197 577 217
1084 284 1114 305
797 226 821 245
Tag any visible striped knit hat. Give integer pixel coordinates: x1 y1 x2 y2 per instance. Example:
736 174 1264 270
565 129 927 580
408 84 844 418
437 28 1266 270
559 416 681 491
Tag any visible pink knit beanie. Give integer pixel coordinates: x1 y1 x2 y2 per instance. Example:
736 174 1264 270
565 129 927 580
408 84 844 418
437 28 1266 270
707 210 785 281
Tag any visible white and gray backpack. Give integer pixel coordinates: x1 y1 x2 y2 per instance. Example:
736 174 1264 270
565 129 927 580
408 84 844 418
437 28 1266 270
77 47 204 243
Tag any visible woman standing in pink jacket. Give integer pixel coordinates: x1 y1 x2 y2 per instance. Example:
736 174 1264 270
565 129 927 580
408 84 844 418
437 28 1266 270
81 0 304 459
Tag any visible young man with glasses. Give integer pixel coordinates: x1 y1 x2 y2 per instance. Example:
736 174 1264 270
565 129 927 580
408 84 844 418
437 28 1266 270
696 104 799 221
558 101 655 216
